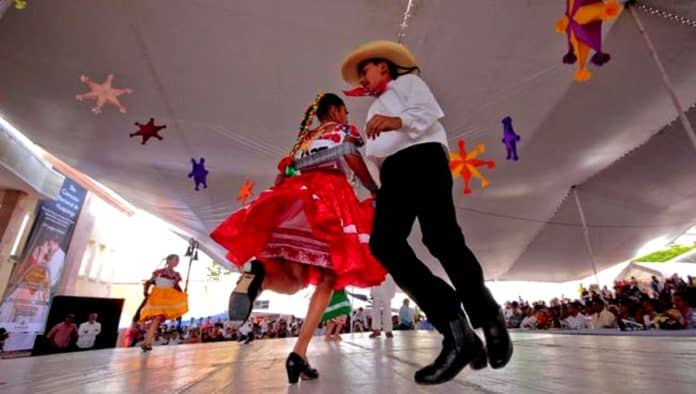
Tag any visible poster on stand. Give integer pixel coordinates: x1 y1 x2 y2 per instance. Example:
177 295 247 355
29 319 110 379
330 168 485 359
0 176 86 353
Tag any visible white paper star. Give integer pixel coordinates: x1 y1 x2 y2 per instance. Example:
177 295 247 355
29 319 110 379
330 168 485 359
75 73 133 114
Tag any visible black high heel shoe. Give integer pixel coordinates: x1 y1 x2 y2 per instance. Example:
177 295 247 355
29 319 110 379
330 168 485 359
285 352 319 384
140 344 152 352
228 260 265 322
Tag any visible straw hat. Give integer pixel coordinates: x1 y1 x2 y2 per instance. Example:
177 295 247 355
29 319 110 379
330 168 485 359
340 40 417 86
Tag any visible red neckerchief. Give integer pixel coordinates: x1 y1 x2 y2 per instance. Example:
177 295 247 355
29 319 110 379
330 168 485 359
343 79 389 97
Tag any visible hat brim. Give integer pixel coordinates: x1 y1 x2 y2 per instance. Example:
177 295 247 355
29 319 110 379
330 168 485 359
340 40 417 86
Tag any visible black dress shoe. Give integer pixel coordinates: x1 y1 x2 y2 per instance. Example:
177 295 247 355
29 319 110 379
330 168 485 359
228 260 265 322
285 352 319 384
414 313 486 385
481 310 513 369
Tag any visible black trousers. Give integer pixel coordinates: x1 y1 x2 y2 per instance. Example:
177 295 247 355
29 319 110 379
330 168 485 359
369 143 499 333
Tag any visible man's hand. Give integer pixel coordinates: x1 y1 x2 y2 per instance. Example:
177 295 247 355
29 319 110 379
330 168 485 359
370 192 378 208
366 114 402 139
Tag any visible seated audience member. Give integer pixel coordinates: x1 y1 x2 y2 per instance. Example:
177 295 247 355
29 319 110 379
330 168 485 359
562 302 588 330
507 301 524 328
589 299 617 329
673 291 696 329
520 307 537 329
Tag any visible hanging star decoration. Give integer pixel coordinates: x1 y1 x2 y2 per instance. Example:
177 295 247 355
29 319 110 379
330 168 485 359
129 118 166 144
14 0 27 9
188 157 209 191
237 179 255 205
556 0 622 82
501 116 521 161
449 139 495 195
75 73 133 114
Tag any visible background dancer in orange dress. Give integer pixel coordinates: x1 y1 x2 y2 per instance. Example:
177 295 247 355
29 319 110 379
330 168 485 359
138 254 188 352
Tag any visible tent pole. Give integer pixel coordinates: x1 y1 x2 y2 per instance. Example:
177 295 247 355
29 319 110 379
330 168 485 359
627 3 696 152
572 186 600 285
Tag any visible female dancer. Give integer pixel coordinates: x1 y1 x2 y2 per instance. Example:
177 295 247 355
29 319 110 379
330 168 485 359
138 254 188 352
211 93 386 383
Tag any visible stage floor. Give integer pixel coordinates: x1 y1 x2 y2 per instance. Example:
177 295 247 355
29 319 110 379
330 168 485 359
1 331 695 393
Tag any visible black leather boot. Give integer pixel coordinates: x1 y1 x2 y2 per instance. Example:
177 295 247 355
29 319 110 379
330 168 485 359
481 309 513 369
228 260 264 322
469 345 488 370
414 313 486 385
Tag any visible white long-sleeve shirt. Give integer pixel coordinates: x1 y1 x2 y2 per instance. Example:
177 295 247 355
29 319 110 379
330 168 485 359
364 74 449 169
76 321 101 349
564 314 589 330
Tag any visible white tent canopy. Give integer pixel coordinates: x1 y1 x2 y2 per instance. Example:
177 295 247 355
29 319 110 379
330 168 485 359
0 1 695 281
673 249 696 264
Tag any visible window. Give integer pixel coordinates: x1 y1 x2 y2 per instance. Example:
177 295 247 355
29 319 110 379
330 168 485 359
79 241 96 277
88 244 105 280
99 249 116 282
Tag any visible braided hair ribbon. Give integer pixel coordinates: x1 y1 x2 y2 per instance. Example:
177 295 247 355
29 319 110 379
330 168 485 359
279 92 325 176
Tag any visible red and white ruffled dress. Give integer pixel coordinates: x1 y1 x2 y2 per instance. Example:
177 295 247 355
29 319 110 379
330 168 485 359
210 123 386 290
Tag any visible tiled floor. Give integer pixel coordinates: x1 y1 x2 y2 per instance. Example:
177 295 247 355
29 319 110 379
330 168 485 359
1 331 695 393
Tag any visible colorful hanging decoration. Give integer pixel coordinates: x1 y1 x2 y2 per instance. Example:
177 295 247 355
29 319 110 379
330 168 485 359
449 139 495 195
501 116 521 161
14 0 27 9
237 179 255 205
129 118 166 144
75 74 133 114
187 157 209 191
556 0 622 82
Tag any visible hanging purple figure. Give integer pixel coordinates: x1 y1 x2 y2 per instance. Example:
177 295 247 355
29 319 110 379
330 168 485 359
188 157 208 191
501 116 520 161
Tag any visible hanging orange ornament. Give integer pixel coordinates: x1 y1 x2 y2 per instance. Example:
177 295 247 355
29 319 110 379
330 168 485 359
237 179 255 205
449 139 495 195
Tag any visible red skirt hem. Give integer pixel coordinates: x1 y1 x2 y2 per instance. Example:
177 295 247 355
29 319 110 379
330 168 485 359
210 170 386 290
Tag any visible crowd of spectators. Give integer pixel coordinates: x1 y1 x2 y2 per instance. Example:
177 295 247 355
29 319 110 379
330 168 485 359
121 299 434 347
504 274 696 331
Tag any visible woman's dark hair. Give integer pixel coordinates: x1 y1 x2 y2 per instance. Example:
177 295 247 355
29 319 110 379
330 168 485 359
165 254 179 262
358 58 421 80
315 93 345 121
298 93 345 133
289 93 345 158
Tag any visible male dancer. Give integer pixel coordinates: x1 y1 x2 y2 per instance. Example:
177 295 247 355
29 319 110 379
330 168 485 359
341 40 512 385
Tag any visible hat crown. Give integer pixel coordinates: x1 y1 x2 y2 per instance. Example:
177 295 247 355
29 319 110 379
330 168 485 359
340 40 417 86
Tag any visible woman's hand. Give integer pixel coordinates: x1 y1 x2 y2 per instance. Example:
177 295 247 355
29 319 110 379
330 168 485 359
143 280 153 296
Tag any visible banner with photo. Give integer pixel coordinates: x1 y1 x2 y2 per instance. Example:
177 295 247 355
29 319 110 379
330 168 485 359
0 176 86 352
